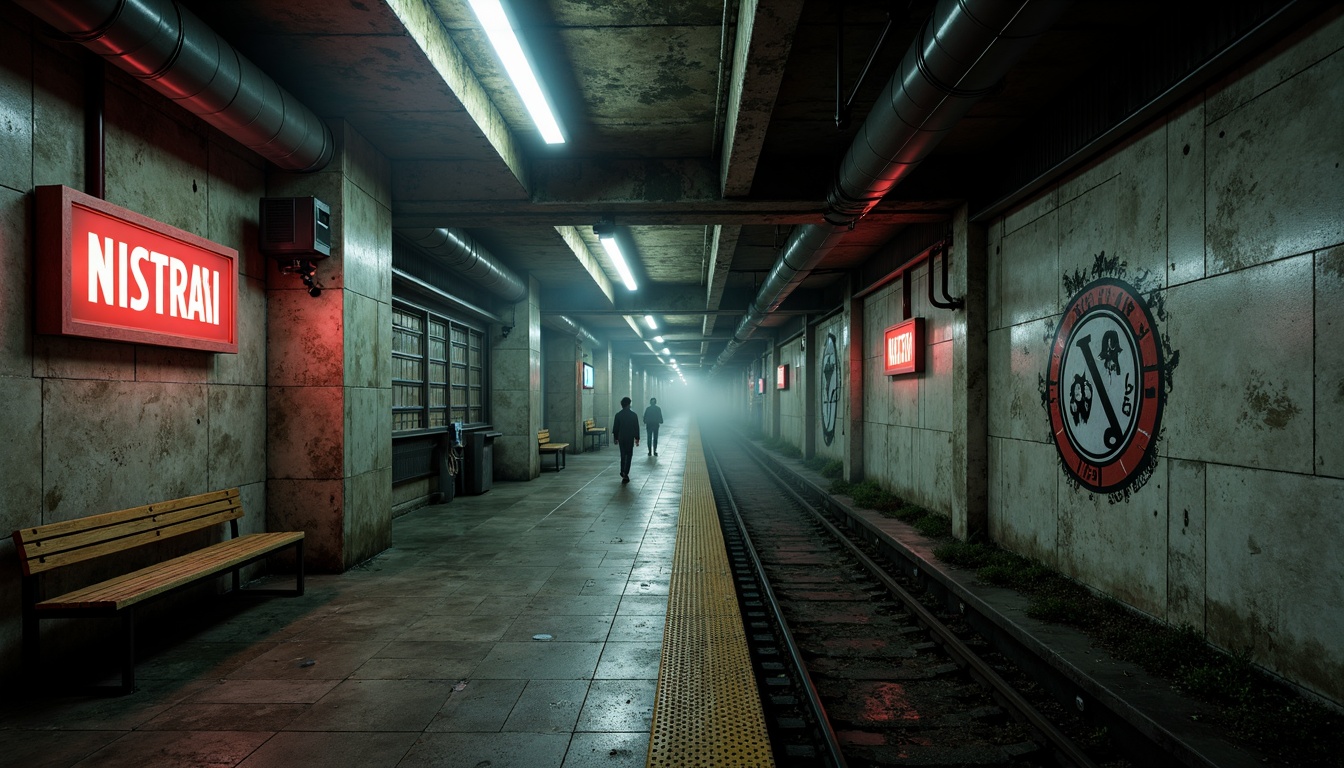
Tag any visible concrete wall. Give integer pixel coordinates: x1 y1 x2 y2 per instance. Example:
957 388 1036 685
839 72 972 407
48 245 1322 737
491 277 541 481
984 16 1344 705
778 337 805 448
0 10 271 680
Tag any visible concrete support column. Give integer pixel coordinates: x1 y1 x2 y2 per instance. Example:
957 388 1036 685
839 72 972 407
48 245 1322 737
594 344 612 445
492 276 541 481
844 288 865 483
768 346 781 438
266 120 393 573
545 331 582 446
952 204 989 539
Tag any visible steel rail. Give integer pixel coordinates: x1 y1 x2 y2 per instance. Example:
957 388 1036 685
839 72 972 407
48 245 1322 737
738 437 1101 768
703 438 849 768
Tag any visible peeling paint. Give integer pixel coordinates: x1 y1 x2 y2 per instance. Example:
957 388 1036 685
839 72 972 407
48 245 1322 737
1238 374 1301 430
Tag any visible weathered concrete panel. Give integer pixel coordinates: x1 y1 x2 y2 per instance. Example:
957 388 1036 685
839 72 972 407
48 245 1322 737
1167 99 1206 288
0 12 33 194
344 291 384 390
987 319 1052 443
31 39 81 189
206 141 267 281
0 188 31 378
345 467 392 568
921 340 953 433
104 79 208 237
0 376 42 535
863 419 887 486
208 384 266 492
135 347 211 384
267 288 345 388
999 211 1059 328
910 429 952 514
34 336 135 382
1166 459 1206 628
42 379 208 521
1205 44 1343 275
340 178 391 302
346 386 392 477
268 477 345 573
338 120 393 210
1003 186 1057 239
987 220 1005 331
991 438 1058 567
1164 256 1314 473
1205 11 1344 124
886 424 914 498
1060 130 1167 285
1205 464 1344 705
268 385 344 481
1057 458 1167 616
1318 246 1344 478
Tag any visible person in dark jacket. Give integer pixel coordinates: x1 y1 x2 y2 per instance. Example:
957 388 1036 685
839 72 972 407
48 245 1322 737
643 398 664 456
611 396 640 483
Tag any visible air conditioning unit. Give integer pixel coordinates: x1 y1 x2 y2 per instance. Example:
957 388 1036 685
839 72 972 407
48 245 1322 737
259 197 331 258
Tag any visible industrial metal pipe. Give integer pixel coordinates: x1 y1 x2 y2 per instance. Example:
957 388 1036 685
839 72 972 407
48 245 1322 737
15 0 333 171
714 0 1069 371
398 228 530 305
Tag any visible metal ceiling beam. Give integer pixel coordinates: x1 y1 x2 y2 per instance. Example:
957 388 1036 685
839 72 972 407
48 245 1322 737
719 0 808 197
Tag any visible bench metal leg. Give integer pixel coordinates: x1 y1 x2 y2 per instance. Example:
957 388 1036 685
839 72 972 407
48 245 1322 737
21 579 39 681
121 610 136 694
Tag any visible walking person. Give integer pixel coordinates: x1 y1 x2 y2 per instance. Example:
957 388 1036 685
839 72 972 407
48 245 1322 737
643 397 664 456
612 396 640 483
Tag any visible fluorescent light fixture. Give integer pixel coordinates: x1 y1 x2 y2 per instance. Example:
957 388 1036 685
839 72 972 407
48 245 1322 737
467 0 565 144
644 315 657 330
653 336 664 343
595 222 637 291
661 347 670 355
669 358 676 364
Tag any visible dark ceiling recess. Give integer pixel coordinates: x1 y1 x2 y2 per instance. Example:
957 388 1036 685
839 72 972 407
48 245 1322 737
974 0 1324 220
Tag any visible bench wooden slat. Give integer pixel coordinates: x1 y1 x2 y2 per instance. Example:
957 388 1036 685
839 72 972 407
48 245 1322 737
15 504 244 576
14 497 243 574
14 489 238 542
36 532 304 612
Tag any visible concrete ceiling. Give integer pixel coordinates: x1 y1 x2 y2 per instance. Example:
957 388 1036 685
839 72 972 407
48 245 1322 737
179 0 1173 375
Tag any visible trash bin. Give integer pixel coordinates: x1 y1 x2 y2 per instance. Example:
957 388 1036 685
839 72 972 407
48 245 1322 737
464 430 504 495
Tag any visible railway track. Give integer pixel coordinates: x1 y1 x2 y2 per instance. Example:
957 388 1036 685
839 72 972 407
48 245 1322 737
703 429 1128 768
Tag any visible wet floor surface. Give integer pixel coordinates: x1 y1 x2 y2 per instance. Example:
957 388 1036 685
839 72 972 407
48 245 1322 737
0 424 686 768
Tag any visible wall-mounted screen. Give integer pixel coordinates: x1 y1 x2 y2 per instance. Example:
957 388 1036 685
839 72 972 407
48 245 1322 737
582 362 595 389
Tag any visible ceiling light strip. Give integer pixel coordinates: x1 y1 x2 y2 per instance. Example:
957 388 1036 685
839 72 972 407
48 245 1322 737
467 0 565 144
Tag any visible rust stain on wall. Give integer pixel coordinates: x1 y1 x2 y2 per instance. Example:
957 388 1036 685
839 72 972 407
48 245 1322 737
1238 374 1300 431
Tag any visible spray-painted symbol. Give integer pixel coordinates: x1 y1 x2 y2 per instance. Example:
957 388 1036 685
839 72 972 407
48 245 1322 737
1099 330 1123 375
820 333 839 446
1069 374 1092 425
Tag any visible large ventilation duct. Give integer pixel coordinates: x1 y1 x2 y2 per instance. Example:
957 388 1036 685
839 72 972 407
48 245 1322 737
714 0 1069 371
399 228 529 304
15 0 333 172
545 315 601 348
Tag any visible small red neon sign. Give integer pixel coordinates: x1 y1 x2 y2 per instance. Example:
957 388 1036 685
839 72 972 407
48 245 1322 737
36 186 238 353
776 364 789 390
883 318 924 376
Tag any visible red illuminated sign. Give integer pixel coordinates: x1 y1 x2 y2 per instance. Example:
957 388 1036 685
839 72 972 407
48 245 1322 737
756 377 765 395
883 318 924 376
776 364 789 390
36 186 238 353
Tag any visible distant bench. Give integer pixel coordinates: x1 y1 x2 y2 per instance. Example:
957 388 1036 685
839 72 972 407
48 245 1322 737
583 419 607 451
11 488 304 694
538 429 569 471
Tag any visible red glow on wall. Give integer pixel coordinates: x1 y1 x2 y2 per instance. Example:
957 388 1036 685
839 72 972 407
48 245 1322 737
776 364 789 390
883 318 924 376
756 377 765 395
36 185 238 353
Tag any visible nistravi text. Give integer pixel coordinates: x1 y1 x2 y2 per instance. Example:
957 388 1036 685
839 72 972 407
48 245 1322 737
86 231 222 325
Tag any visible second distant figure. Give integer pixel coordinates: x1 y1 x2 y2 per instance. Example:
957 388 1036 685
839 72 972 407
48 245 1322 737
643 398 664 456
612 396 640 483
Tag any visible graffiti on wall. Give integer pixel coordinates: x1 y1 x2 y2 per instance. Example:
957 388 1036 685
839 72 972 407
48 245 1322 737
1040 252 1179 503
820 332 839 445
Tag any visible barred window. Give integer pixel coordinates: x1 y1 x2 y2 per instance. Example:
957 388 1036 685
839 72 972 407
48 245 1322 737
392 303 487 433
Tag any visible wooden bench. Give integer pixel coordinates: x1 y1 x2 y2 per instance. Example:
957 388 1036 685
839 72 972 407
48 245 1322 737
11 488 304 694
538 429 569 471
583 418 607 451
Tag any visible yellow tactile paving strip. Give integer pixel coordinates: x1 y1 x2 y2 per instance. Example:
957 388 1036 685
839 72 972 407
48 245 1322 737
646 427 775 768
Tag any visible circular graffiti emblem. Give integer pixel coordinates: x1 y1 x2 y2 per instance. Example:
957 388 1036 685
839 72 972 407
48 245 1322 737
1047 278 1164 494
820 333 839 446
